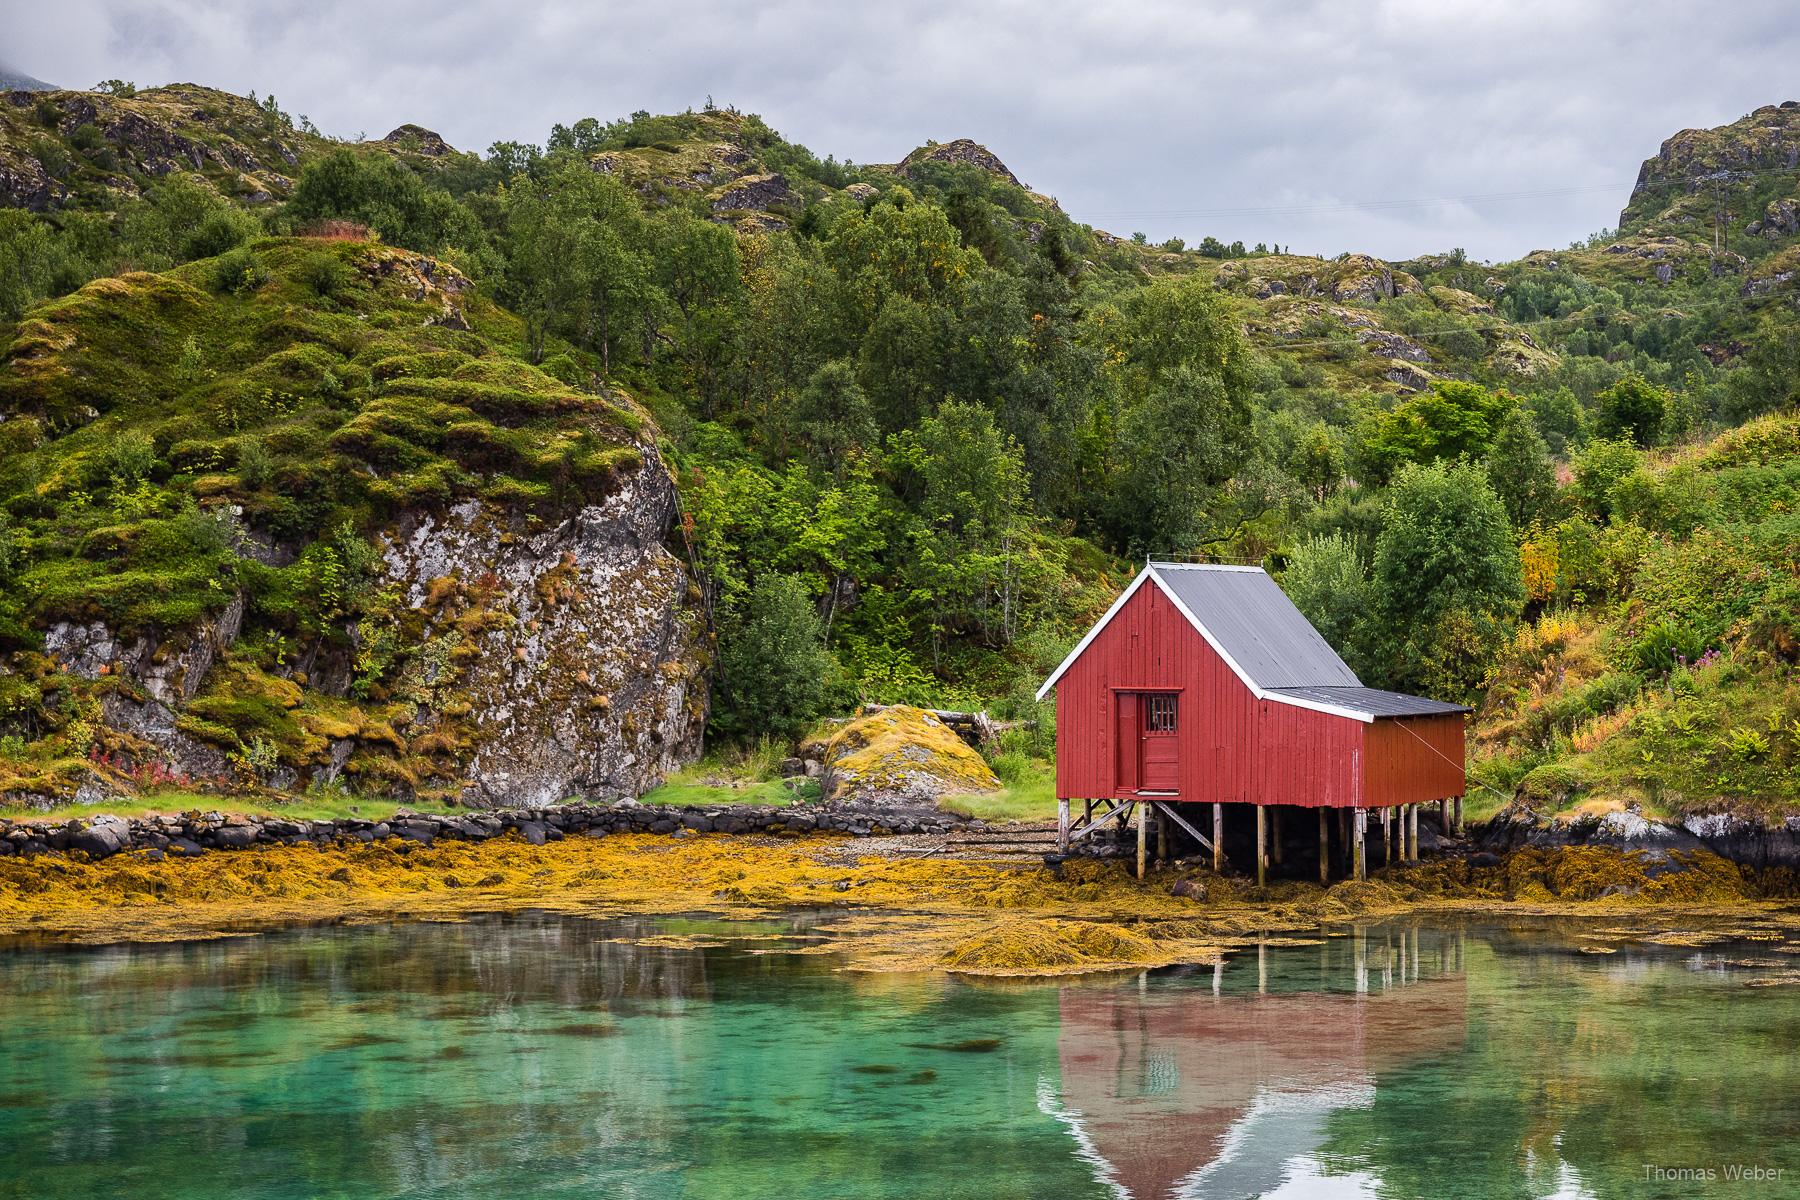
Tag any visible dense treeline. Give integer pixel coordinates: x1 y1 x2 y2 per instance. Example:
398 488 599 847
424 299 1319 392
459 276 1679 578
2 96 1797 774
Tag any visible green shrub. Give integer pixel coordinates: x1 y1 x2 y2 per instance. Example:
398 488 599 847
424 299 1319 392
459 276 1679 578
1631 620 1708 677
211 247 268 294
294 250 350 300
236 436 274 489
986 748 1033 785
711 573 839 744
1519 761 1587 804
102 428 157 486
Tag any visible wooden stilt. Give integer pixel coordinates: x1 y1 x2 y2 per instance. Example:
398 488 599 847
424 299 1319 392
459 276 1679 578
1212 803 1223 874
1136 803 1147 880
1057 797 1070 854
1384 807 1394 865
1155 803 1167 864
1271 807 1283 865
1255 804 1267 888
1353 809 1367 881
1453 795 1464 836
1318 808 1330 884
1440 798 1450 834
1408 804 1420 861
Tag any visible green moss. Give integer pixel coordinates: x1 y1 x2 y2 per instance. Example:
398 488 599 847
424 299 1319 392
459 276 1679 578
0 237 647 643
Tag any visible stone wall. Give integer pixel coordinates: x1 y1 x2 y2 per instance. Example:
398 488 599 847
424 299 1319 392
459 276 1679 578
0 800 978 862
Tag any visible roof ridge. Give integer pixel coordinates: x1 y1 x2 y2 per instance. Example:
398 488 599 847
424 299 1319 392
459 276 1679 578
1147 561 1265 573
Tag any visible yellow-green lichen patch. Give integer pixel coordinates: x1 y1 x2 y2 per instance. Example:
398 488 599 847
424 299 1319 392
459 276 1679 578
812 706 999 803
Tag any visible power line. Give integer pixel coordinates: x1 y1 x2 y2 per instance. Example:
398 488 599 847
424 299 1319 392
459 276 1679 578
1087 184 1623 221
1083 164 1800 222
1257 280 1796 353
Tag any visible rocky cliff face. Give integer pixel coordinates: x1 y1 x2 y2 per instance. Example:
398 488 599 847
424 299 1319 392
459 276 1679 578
379 469 705 807
1620 100 1800 240
22 452 707 810
0 238 709 810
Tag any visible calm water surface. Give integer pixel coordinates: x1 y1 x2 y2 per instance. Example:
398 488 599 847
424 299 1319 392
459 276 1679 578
1 911 1796 1199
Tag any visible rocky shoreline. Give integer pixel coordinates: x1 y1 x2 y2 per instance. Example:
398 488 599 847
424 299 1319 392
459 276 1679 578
0 799 977 862
1480 805 1800 870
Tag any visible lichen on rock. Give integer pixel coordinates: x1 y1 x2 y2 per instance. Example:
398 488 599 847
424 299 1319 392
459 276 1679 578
810 705 1000 806
378 466 705 807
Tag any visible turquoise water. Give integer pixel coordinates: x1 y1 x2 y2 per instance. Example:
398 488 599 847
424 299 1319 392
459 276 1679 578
1 912 1797 1199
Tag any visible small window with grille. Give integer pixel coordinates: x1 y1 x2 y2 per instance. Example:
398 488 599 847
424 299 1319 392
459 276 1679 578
1144 694 1178 733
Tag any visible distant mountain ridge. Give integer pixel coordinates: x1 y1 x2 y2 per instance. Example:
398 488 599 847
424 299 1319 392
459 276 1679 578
0 62 55 92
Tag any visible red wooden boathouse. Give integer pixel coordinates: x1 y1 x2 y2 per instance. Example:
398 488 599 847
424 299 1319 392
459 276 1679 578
1036 562 1467 881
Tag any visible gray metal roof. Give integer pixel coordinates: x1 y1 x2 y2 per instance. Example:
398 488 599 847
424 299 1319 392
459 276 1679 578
1268 685 1470 718
1037 560 1465 719
1150 563 1361 689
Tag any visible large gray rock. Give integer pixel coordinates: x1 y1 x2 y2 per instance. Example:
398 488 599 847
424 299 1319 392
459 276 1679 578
68 815 131 858
379 462 706 807
710 172 798 214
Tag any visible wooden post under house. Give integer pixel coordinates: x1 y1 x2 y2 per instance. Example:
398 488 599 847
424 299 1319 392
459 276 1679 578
1255 805 1267 887
1318 809 1329 884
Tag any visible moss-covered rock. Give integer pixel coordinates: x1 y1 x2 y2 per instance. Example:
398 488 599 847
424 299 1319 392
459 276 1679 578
0 238 706 807
811 705 1000 806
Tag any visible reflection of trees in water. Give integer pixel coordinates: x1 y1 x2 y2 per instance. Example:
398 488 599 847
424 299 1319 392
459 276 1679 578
21 913 834 1018
1049 921 1471 1200
1318 929 1800 1200
3 914 851 1196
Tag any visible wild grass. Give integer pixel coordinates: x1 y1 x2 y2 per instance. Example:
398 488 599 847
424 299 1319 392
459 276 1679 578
0 788 464 824
638 740 820 807
941 758 1058 822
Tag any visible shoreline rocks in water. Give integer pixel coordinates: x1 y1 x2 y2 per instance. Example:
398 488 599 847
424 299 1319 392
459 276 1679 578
0 799 977 862
1480 804 1800 870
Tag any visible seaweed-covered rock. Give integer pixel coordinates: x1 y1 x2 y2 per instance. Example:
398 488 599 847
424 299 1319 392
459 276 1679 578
811 705 999 806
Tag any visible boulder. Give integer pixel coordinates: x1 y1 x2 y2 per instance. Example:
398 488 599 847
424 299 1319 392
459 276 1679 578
69 815 132 858
810 705 1000 806
381 124 454 157
710 172 798 213
900 139 1022 188
214 824 259 849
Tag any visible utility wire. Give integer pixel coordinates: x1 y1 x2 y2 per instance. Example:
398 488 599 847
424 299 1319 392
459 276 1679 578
1083 163 1800 222
1255 280 1797 353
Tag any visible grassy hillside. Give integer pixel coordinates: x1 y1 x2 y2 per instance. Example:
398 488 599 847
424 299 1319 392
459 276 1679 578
0 82 1796 823
1471 411 1800 824
0 235 654 801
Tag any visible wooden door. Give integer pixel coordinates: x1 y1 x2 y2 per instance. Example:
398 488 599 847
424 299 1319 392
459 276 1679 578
1139 693 1180 793
1114 692 1140 794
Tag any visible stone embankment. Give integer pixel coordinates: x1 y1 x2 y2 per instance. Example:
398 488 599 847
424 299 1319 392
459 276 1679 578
0 800 977 862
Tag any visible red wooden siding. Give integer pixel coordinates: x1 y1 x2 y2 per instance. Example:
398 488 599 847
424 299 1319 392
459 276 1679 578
1053 581 1465 808
1361 713 1464 806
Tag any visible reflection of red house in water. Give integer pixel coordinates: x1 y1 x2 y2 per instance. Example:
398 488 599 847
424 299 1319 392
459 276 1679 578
1045 933 1468 1200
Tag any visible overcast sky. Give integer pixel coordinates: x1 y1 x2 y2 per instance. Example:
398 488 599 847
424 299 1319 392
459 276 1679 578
10 0 1799 261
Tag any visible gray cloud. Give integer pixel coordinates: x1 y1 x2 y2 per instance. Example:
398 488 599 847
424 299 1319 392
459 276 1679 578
11 0 1799 260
